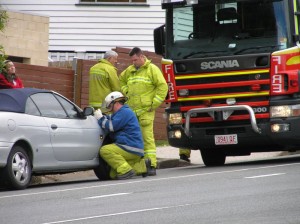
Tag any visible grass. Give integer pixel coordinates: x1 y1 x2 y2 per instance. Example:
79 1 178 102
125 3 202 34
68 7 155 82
155 140 169 147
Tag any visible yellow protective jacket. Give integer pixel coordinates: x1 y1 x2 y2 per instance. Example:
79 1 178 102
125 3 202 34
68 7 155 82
89 59 120 109
120 58 168 116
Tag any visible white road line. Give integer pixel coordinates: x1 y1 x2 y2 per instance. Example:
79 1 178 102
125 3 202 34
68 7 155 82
245 173 285 179
41 203 200 224
82 192 132 200
1 162 299 199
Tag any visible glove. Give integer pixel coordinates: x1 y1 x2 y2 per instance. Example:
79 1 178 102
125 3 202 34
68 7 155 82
94 109 103 120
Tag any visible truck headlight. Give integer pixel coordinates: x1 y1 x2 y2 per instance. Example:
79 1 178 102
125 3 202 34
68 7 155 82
271 123 290 132
179 89 189 96
270 105 300 118
169 130 182 139
168 113 183 124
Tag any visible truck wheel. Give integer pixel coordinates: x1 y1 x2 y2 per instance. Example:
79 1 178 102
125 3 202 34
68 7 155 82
201 149 226 166
4 145 32 190
94 156 111 180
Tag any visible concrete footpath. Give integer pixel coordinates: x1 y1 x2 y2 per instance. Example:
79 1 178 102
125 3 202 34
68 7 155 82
36 146 284 184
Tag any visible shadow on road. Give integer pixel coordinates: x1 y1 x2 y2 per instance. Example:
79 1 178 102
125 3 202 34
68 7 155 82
225 154 300 166
183 154 300 171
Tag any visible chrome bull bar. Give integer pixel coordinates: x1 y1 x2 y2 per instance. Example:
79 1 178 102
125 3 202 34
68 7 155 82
184 105 262 137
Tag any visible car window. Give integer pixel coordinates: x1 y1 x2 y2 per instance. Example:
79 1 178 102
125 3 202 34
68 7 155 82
55 94 80 119
30 93 68 118
25 97 41 116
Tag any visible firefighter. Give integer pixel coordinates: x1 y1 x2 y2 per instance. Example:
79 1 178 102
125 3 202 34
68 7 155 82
89 50 120 111
120 47 168 175
179 149 191 163
95 91 152 180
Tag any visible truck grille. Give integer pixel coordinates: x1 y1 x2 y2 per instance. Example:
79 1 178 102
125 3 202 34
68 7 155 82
172 67 270 125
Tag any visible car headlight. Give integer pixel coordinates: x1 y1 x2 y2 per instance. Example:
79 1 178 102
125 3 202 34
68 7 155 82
168 113 183 124
270 105 300 118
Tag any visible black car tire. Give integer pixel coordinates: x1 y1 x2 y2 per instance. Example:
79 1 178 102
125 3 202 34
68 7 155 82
4 145 32 190
93 156 111 180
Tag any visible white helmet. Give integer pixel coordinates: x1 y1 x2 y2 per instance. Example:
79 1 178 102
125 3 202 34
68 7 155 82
104 91 126 109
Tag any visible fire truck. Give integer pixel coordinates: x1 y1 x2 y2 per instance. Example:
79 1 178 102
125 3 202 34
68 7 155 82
154 0 300 166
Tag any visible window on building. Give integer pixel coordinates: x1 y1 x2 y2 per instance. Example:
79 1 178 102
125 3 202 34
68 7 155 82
51 55 58 61
60 55 66 61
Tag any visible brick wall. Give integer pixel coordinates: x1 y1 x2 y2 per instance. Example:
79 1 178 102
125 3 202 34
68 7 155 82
15 62 74 101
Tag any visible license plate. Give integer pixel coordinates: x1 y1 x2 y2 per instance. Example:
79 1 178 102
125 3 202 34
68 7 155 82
214 134 238 145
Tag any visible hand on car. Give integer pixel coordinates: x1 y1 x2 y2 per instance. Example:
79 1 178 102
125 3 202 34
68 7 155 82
94 109 103 120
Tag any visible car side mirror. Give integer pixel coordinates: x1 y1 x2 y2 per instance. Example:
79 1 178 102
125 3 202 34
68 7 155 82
83 107 94 116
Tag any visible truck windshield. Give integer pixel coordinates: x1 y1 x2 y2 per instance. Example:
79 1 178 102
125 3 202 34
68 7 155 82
167 0 290 60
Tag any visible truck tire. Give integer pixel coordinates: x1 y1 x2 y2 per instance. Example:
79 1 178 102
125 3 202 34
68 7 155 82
4 145 32 190
94 156 111 180
201 149 226 166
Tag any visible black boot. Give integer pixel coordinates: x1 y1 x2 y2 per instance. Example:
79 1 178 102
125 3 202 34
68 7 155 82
180 154 191 163
142 158 156 176
116 169 135 180
148 167 156 176
142 158 152 177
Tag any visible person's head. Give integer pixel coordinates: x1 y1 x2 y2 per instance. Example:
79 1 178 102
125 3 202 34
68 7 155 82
4 60 16 75
104 50 118 66
129 47 145 69
104 91 127 113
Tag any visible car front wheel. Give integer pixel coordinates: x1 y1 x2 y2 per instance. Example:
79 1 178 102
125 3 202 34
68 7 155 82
4 145 32 190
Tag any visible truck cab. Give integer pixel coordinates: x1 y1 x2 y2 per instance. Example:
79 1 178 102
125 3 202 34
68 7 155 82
154 0 300 166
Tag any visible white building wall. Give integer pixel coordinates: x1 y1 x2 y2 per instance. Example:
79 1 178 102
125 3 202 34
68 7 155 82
0 0 165 60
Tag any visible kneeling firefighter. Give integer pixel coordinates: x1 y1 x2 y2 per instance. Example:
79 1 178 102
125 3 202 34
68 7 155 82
94 91 153 180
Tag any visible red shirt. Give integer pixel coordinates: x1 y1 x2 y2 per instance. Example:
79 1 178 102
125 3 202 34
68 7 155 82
0 73 24 89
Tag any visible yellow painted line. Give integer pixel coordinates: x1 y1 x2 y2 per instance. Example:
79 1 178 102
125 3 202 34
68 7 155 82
273 46 300 56
178 92 269 101
287 55 300 65
175 69 269 80
294 0 299 35
162 59 173 64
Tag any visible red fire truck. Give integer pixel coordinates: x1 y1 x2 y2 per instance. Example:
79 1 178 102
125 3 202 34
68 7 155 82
154 0 300 166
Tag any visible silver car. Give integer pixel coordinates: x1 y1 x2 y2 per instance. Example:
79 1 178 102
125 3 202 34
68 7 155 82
0 88 109 190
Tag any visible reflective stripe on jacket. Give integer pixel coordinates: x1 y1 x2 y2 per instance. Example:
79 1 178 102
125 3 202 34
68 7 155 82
120 58 168 116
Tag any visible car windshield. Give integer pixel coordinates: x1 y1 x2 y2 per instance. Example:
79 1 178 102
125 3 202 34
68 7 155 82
167 0 290 59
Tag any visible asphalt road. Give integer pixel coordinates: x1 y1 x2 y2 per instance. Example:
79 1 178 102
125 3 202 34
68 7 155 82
1 154 300 224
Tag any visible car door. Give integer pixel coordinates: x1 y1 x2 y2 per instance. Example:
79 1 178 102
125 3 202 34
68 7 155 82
30 92 100 162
